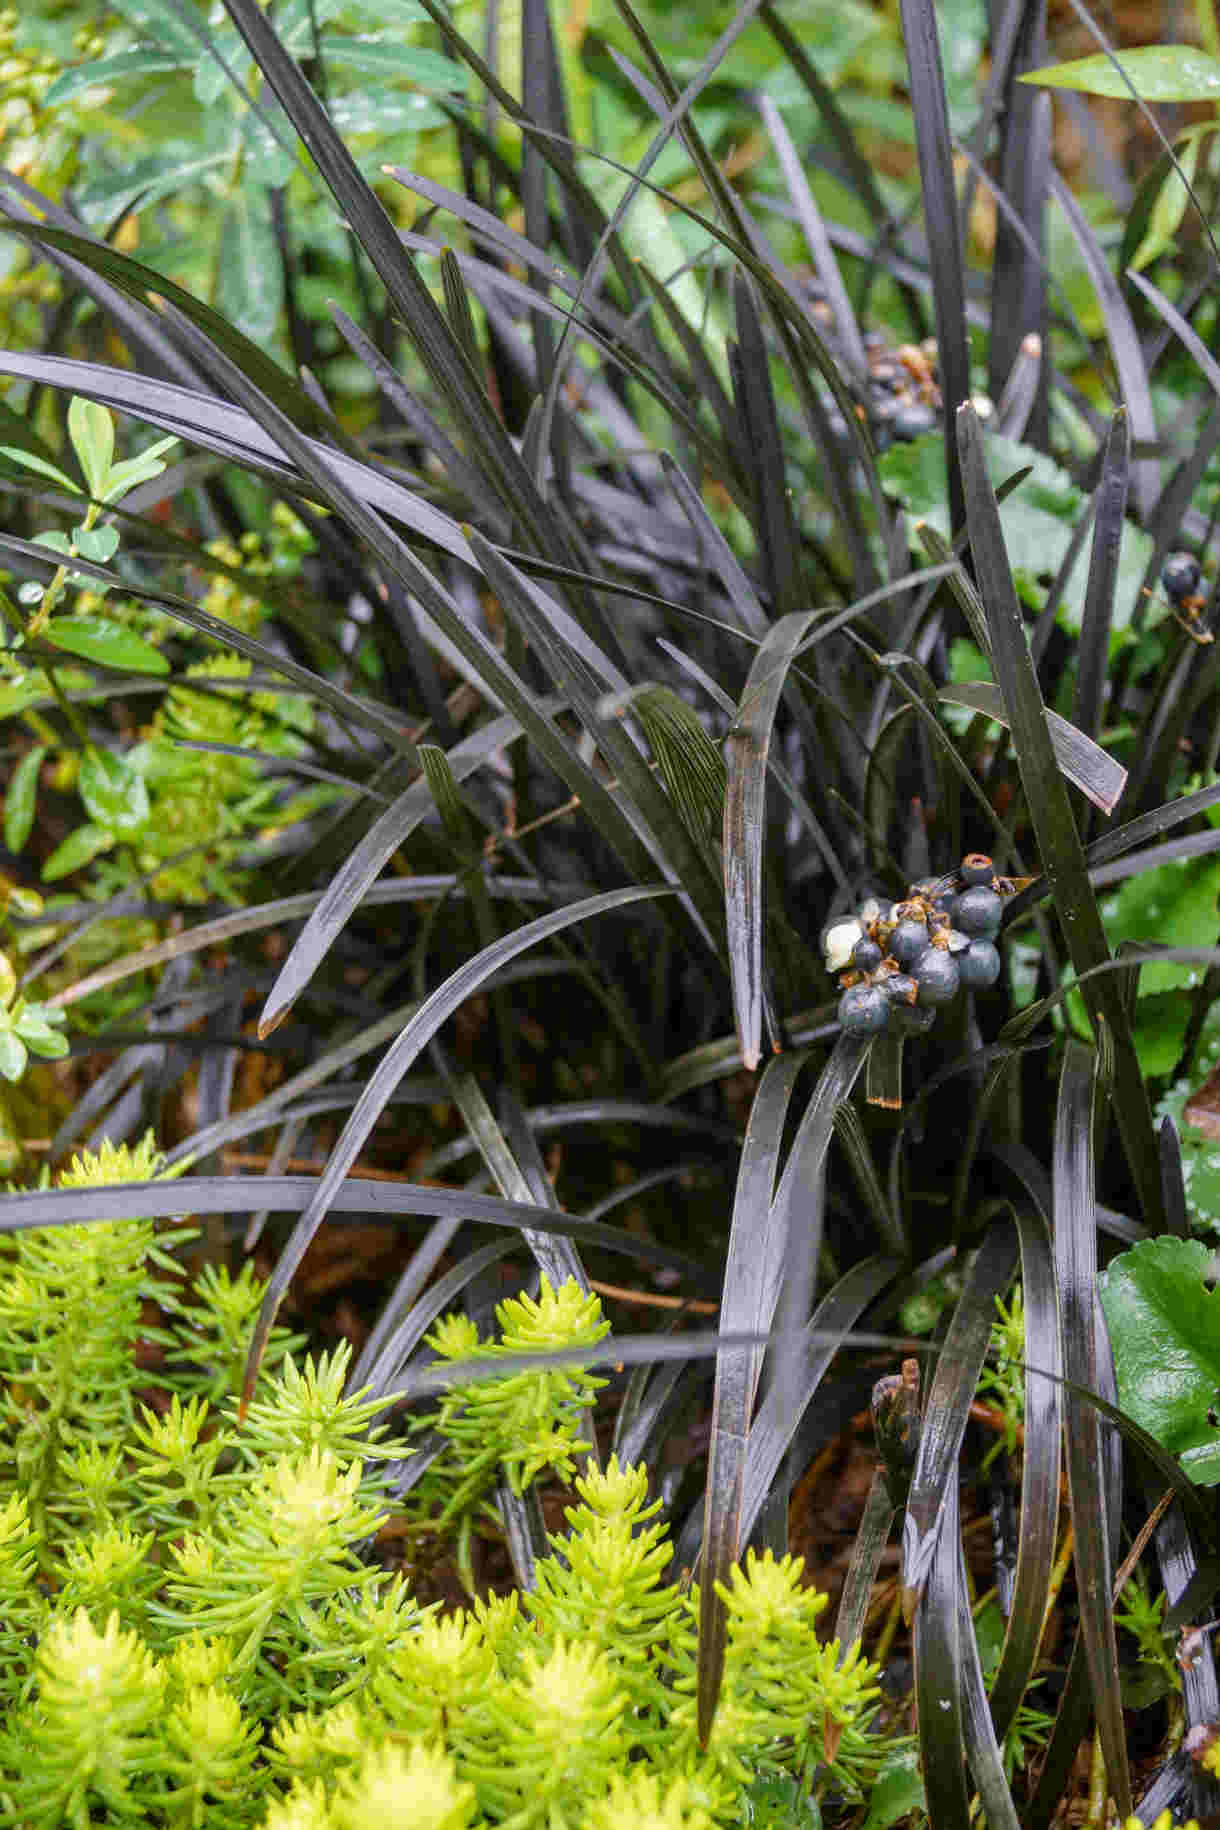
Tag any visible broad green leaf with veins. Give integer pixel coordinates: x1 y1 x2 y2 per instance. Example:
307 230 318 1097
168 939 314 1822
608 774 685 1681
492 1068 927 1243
880 430 1154 631
1065 854 1220 1075
1100 1237 1220 1484
1157 1065 1220 1236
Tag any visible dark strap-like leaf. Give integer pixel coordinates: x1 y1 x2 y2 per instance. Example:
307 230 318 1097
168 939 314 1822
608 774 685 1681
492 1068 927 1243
902 1217 1019 1608
957 402 1164 1232
1054 1038 1131 1817
724 611 822 1069
697 1050 807 1744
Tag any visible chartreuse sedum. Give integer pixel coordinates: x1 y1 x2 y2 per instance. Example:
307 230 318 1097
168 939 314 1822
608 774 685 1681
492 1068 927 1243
0 1140 902 1828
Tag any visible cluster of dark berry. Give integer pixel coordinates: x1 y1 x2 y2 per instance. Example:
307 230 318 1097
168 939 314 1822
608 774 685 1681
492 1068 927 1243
862 331 941 453
823 855 1008 1036
793 280 945 455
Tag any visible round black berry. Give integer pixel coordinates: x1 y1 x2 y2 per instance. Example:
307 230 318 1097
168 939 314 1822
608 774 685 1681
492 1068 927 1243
889 918 930 967
838 984 891 1034
870 359 904 392
953 886 1003 938
912 948 961 1006
958 938 1001 989
958 854 996 888
1162 551 1202 603
851 937 883 973
889 401 937 442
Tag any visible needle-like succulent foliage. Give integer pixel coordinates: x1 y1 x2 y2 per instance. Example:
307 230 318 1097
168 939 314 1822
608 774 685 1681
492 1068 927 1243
0 1156 902 1825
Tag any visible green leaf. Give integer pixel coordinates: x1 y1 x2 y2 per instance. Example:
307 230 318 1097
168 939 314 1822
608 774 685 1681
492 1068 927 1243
42 823 115 882
0 673 81 723
1128 990 1194 1077
18 1001 65 1029
14 1011 69 1059
882 430 1154 630
97 0 200 59
67 398 114 500
861 1750 926 1830
42 49 192 107
0 1030 27 1083
0 448 80 493
32 531 74 559
72 525 120 564
4 745 45 854
44 616 171 676
1021 45 1220 102
1158 1073 1220 1232
317 39 474 86
326 89 450 136
742 1772 823 1827
1101 855 1220 995
193 25 250 103
1131 129 1206 271
78 746 151 835
75 140 238 228
1100 1236 1220 1483
102 437 180 502
217 189 285 348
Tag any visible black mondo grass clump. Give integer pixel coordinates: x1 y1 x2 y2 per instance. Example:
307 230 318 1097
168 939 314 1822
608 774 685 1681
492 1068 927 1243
6 0 1220 1823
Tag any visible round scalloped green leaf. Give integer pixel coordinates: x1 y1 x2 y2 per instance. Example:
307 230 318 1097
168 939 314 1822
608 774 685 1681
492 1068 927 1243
743 1773 823 1827
878 429 1152 630
1099 1236 1220 1485
44 616 170 676
1021 46 1220 103
1099 855 1220 995
1158 1072 1220 1233
860 1750 925 1830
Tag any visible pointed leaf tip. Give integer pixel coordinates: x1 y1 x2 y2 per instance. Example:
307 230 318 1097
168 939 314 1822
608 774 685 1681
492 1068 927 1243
257 1003 291 1041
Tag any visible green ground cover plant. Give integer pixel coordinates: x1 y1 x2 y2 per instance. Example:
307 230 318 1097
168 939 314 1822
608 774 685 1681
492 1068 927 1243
3 0 1220 1824
0 1138 898 1828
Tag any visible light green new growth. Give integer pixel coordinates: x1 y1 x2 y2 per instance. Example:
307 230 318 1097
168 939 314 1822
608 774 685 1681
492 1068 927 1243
0 1144 903 1827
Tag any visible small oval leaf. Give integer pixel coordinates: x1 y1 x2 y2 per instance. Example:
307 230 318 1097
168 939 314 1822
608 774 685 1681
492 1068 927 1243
67 397 114 499
15 1014 69 1060
44 615 170 675
4 744 45 854
73 525 120 564
42 822 114 882
0 1029 27 1082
